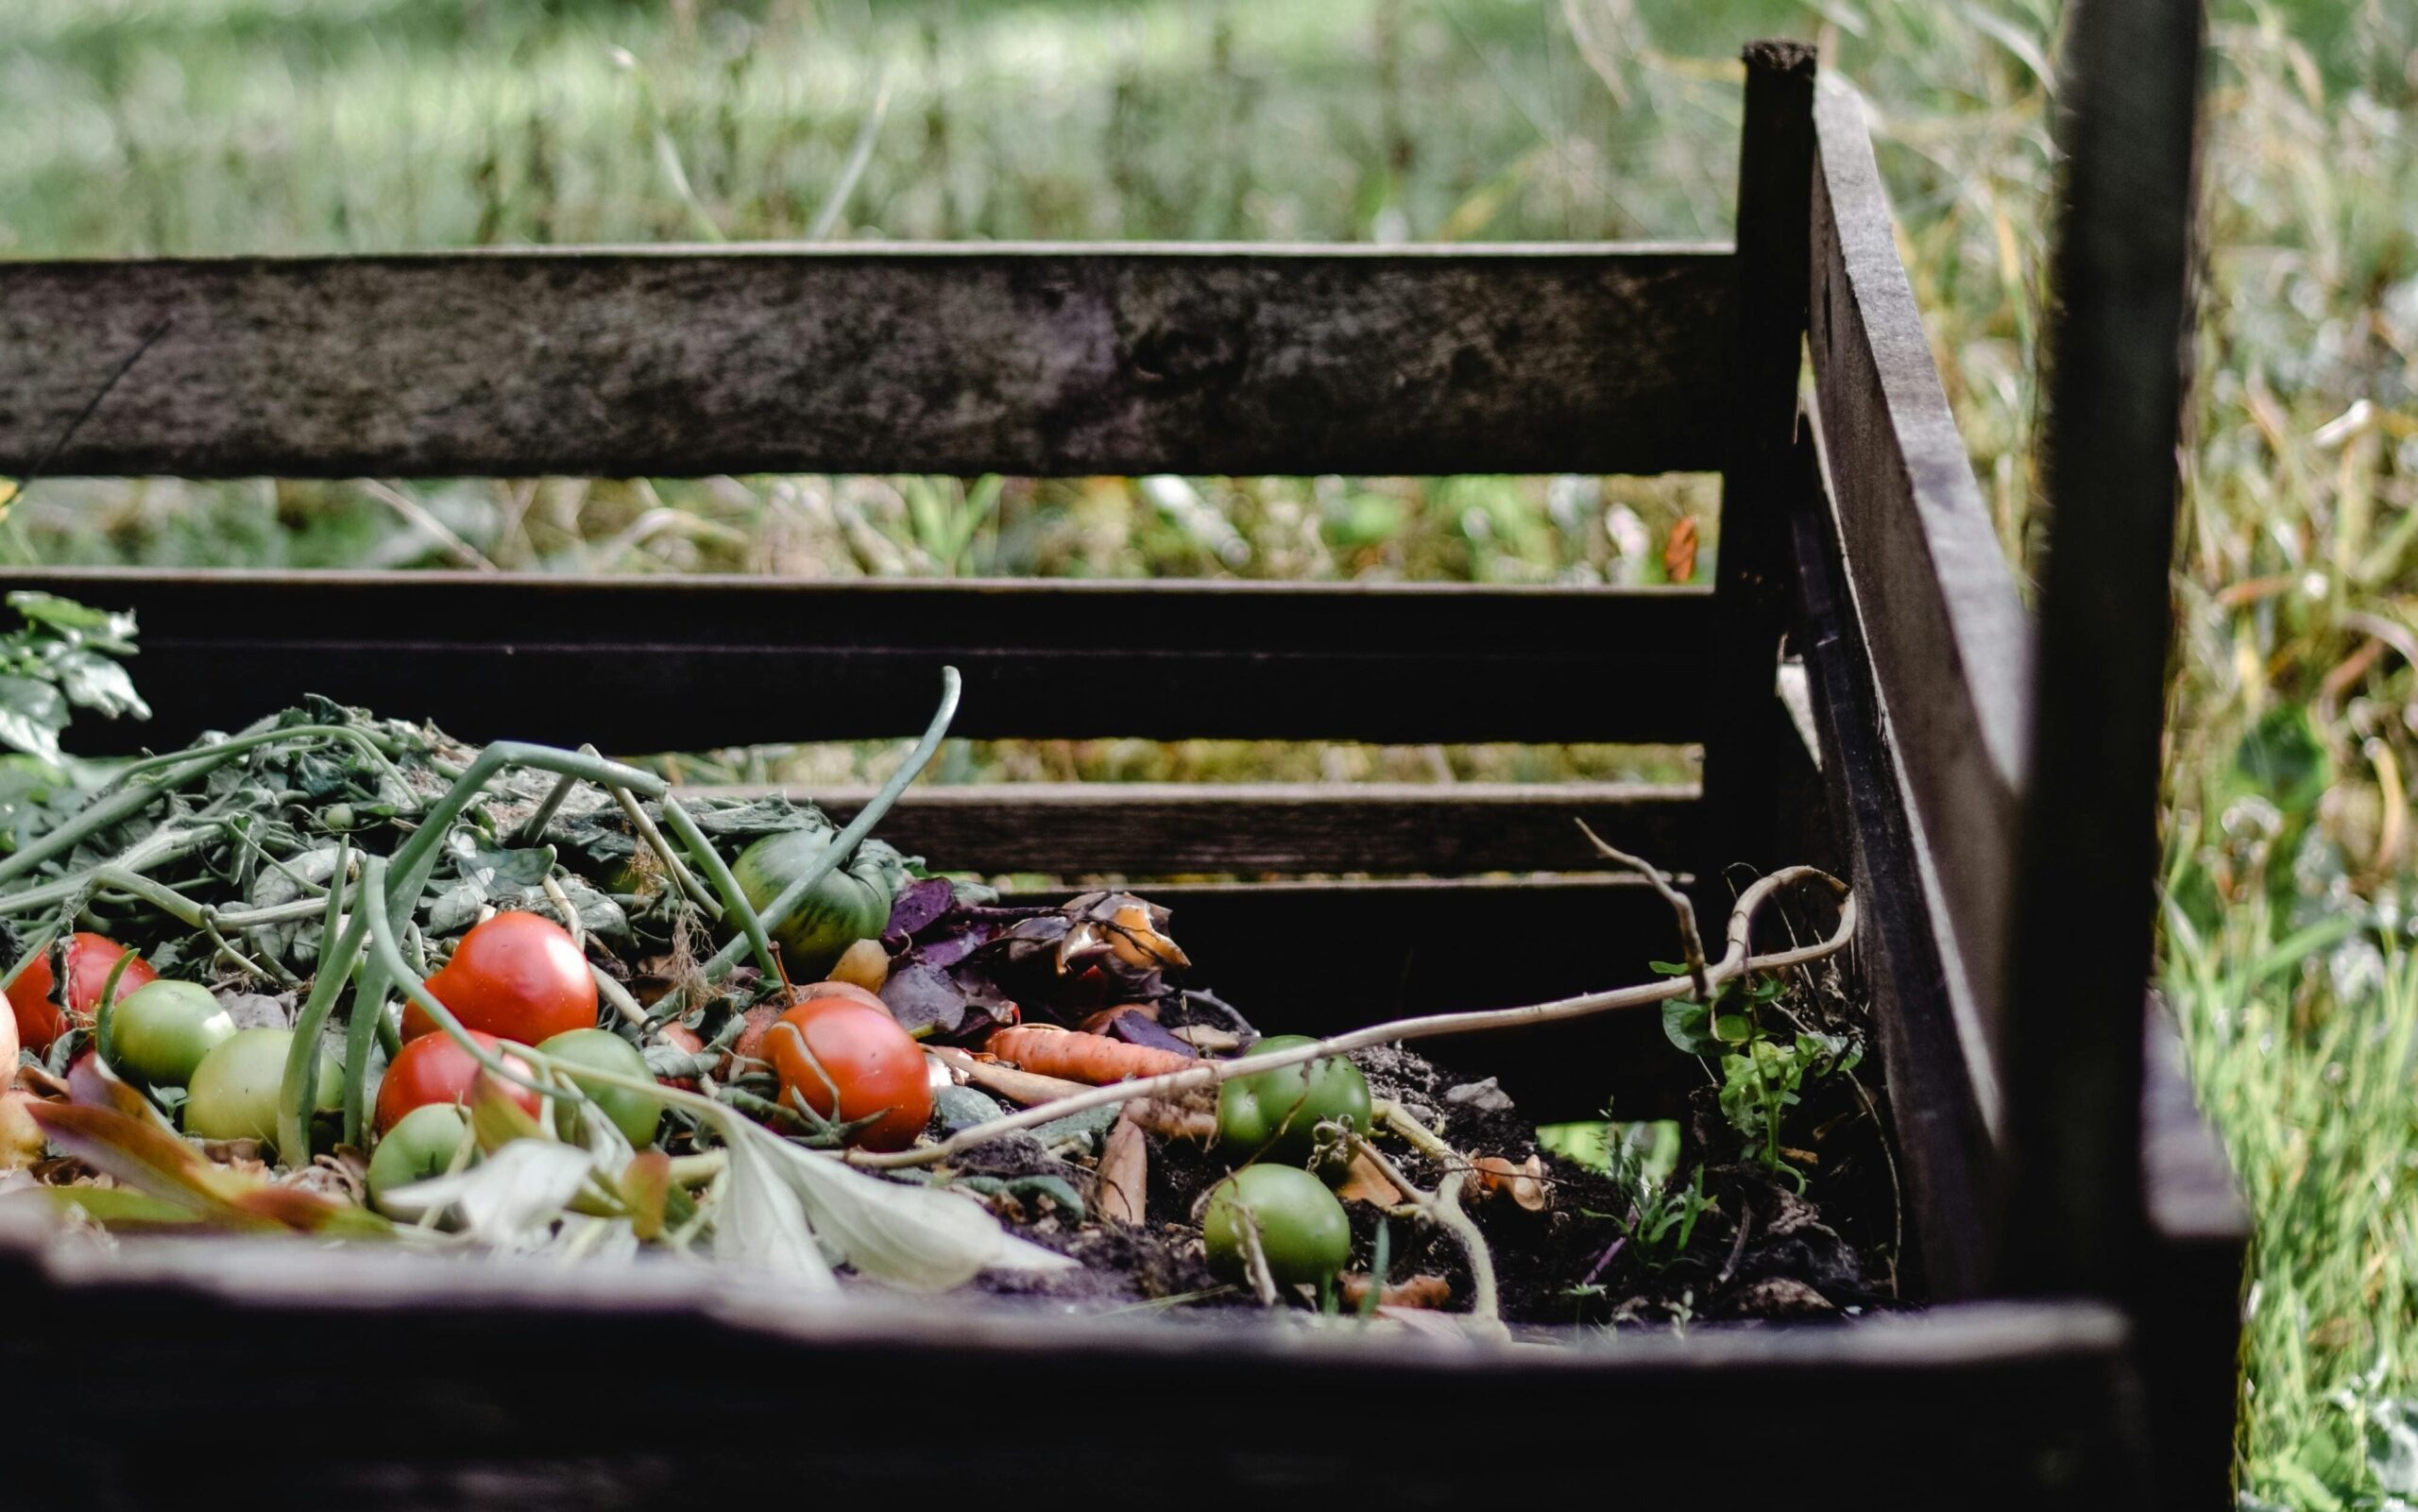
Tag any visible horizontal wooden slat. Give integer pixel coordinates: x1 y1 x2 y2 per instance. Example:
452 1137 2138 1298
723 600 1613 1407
698 780 1699 878
1809 91 2031 1134
0 1216 2145 1508
0 569 1716 749
0 243 1734 479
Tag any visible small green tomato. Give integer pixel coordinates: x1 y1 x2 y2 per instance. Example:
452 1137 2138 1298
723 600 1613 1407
1215 1034 1371 1176
536 1028 662 1149
366 1103 473 1211
185 1028 340 1151
108 980 235 1088
1203 1165 1354 1289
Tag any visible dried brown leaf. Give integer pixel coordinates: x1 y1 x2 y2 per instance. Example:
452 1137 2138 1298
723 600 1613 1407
1336 1150 1407 1208
1663 516 1700 584
1340 1272 1455 1310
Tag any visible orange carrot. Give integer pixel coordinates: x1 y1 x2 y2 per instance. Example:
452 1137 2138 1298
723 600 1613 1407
983 1025 1195 1085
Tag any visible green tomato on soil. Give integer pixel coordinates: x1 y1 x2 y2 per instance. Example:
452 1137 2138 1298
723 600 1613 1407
730 830 897 980
1202 1164 1354 1289
536 1028 661 1149
108 980 235 1088
366 1103 473 1210
185 1028 340 1151
1215 1034 1371 1177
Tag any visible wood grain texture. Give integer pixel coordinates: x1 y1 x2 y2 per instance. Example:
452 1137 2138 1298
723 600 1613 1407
700 780 1701 878
1809 88 2032 1125
0 1213 2145 1512
0 568 1719 749
0 244 1734 479
1790 433 2000 1300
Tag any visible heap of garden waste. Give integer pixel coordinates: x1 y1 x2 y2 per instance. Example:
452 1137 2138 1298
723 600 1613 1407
0 596 1889 1332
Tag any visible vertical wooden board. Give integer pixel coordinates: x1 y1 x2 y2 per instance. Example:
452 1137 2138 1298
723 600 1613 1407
1808 86 2033 1130
1700 40 1820 892
1791 434 2001 1298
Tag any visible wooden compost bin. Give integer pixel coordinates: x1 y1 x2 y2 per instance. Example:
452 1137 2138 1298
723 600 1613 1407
0 24 2239 1512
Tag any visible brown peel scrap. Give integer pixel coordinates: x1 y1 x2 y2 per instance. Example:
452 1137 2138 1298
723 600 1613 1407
1471 1154 1549 1213
0 1092 43 1171
1096 1112 1148 1226
1335 1150 1406 1208
1340 1272 1454 1310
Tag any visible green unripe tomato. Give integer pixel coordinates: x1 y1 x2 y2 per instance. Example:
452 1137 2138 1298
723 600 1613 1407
536 1028 661 1149
1216 1035 1371 1176
185 1028 340 1151
108 980 235 1088
1202 1164 1353 1289
367 1103 472 1210
731 830 894 980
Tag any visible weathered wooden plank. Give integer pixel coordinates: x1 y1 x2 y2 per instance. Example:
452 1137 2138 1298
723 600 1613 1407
0 244 1735 479
2137 1004 2248 1512
698 780 1699 879
1808 88 2032 1132
0 1214 2145 1512
0 569 1717 750
1700 40 1818 890
1791 432 1999 1299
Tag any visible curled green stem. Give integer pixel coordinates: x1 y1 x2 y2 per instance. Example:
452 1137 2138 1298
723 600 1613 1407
279 870 373 1164
657 796 778 979
693 667 961 988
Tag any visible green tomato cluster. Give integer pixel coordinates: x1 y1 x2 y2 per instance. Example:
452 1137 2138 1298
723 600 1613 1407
185 1028 340 1155
1202 1165 1353 1288
107 980 234 1088
1214 1034 1371 1179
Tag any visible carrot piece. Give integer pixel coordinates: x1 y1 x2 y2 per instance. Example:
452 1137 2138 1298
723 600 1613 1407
983 1025 1195 1085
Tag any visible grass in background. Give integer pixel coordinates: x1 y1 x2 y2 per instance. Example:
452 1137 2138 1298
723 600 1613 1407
3 3 2417 1504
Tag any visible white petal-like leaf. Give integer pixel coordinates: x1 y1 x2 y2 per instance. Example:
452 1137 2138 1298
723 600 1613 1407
749 1126 1076 1292
379 1140 594 1245
711 1128 837 1290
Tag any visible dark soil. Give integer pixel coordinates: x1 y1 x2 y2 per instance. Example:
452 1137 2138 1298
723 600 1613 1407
965 977 1904 1334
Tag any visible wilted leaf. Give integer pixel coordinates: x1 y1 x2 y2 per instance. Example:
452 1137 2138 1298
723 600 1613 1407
27 1101 386 1235
379 1139 593 1245
743 1122 1075 1291
711 1126 836 1289
879 960 968 1038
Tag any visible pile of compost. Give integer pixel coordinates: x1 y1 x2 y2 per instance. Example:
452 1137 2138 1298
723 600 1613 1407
0 599 1894 1337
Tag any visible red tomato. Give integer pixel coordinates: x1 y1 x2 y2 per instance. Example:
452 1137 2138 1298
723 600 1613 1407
8 932 159 1054
375 1029 540 1133
763 997 932 1152
402 912 597 1045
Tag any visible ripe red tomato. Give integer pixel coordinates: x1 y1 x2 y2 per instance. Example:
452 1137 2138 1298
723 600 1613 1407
402 912 597 1045
8 932 159 1054
375 1029 540 1133
763 997 932 1152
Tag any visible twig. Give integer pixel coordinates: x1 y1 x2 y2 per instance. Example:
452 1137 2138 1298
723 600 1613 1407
1235 1198 1280 1307
357 480 499 571
1575 822 1709 1003
1350 1127 1500 1328
849 865 1853 1171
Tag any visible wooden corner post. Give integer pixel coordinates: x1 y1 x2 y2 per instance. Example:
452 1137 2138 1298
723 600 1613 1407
1701 40 1817 897
1999 0 2207 1297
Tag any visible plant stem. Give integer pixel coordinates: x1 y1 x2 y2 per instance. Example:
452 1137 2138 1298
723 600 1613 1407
656 794 778 978
851 865 1853 1171
681 668 962 996
612 785 720 920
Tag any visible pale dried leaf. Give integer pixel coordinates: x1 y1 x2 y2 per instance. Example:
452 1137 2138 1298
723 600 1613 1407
380 1140 593 1245
711 1130 836 1290
750 1124 1075 1291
